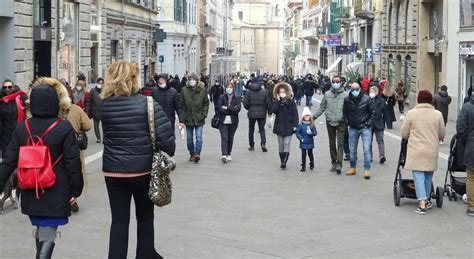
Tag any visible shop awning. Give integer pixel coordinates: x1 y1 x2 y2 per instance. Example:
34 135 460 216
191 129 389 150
325 57 343 74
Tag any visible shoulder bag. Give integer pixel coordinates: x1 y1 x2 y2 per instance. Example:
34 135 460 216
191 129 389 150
146 97 174 207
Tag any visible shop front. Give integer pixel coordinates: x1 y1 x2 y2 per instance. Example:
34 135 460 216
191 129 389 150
460 43 474 105
60 1 79 85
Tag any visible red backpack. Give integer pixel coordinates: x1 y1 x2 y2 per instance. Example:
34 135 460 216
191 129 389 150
17 120 64 199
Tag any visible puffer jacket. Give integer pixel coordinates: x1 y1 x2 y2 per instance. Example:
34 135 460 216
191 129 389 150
343 92 376 130
313 87 348 126
0 84 83 218
85 86 102 120
217 94 241 125
101 94 175 173
243 83 271 119
303 80 316 96
433 91 452 123
456 95 474 169
153 86 184 125
295 122 317 149
181 81 210 127
371 96 385 131
0 89 27 156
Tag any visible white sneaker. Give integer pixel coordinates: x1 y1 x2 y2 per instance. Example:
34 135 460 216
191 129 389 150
439 141 444 145
221 156 228 163
226 155 232 162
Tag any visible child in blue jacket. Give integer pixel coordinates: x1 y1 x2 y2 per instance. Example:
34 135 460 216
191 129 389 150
296 107 318 172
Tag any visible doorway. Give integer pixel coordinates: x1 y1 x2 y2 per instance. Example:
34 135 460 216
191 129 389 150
34 41 52 78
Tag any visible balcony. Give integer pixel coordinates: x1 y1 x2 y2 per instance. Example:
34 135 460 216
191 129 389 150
335 6 351 20
301 28 319 39
354 0 375 20
202 23 217 37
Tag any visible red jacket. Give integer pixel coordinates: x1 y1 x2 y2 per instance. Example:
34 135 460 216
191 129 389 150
362 78 370 93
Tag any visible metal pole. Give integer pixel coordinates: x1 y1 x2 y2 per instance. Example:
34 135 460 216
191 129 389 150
433 8 440 92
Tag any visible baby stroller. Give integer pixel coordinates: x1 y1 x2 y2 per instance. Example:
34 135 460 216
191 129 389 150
444 134 467 201
393 139 444 207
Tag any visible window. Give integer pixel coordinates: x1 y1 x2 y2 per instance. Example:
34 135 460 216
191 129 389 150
461 0 474 27
238 11 243 20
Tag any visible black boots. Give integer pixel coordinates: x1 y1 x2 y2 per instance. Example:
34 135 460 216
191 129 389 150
279 152 289 169
309 161 314 170
36 241 55 259
300 164 306 172
261 144 268 152
249 145 255 151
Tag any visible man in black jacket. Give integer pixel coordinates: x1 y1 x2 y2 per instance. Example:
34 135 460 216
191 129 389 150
209 80 224 113
243 83 272 152
153 74 185 133
86 78 104 143
343 82 376 179
303 75 317 108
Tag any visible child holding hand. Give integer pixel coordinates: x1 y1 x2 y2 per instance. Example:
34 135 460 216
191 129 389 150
296 107 318 172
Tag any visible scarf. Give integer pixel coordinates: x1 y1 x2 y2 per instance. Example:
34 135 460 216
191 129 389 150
74 90 84 105
0 90 26 123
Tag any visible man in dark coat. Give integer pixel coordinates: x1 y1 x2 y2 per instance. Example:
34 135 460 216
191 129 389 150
456 94 474 217
86 78 104 143
343 82 376 179
433 85 452 126
303 75 317 108
0 80 27 158
209 80 224 113
152 74 185 132
369 86 386 164
243 83 272 152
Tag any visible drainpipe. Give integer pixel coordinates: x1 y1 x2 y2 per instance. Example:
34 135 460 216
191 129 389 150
56 0 61 78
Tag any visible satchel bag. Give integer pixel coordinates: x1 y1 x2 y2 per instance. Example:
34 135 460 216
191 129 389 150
77 132 88 150
211 113 220 129
146 97 174 207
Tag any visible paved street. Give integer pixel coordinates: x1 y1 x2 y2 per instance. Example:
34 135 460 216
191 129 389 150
0 97 473 258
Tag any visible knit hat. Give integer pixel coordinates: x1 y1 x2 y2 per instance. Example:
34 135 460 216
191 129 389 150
302 107 312 118
417 90 433 104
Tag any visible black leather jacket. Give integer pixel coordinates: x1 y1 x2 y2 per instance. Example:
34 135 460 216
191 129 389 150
343 92 376 129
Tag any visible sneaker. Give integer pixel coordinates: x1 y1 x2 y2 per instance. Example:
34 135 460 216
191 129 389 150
261 145 268 152
248 146 255 151
439 141 444 145
426 201 433 210
189 154 196 162
466 209 474 217
194 155 201 163
345 168 356 176
414 207 427 215
364 170 371 179
344 154 350 161
309 162 314 170
379 156 386 164
330 165 336 172
221 156 228 164
226 155 232 162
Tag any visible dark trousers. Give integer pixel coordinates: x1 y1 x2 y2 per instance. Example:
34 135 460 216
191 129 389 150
248 118 266 147
93 118 101 141
327 122 346 169
105 175 162 259
344 129 350 155
398 100 405 113
219 123 238 156
301 149 314 165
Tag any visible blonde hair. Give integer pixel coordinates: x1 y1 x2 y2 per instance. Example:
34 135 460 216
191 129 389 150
382 82 393 96
101 60 140 99
76 80 88 93
301 115 315 129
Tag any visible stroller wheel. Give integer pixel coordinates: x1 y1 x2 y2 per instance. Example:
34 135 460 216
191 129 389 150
436 187 444 208
393 184 401 207
446 187 453 201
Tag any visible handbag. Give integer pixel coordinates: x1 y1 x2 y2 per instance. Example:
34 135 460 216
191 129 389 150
146 97 174 207
211 113 220 129
77 132 88 150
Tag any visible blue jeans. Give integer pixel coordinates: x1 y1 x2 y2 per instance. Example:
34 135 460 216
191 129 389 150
412 171 434 201
186 126 203 155
305 95 313 107
348 127 372 170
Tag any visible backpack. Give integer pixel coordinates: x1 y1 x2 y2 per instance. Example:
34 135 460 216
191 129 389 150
17 120 64 199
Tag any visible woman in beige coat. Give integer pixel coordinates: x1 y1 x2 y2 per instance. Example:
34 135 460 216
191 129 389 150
66 90 92 212
401 90 446 215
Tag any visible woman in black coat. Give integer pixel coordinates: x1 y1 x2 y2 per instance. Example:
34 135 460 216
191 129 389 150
0 78 83 258
381 84 397 129
217 82 241 163
100 61 175 259
272 82 299 169
0 80 27 158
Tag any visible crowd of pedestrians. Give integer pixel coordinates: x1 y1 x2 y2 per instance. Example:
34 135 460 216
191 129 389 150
0 60 473 258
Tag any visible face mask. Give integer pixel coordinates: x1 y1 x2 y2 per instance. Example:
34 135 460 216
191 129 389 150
369 93 376 98
226 88 233 95
352 89 360 97
216 83 219 85
332 83 341 90
159 84 167 88
189 80 197 86
279 93 287 99
76 86 82 91
96 84 102 89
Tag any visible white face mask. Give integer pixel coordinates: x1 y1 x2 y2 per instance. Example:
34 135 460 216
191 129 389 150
369 93 376 99
76 86 82 91
159 83 167 88
189 80 197 86
96 84 102 89
279 93 287 98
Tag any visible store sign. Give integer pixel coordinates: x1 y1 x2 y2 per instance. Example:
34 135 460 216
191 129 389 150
326 37 341 47
374 43 381 53
365 48 373 63
460 44 474 55
335 45 352 55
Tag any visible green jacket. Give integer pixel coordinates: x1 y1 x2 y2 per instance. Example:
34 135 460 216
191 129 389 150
181 81 210 127
313 88 348 126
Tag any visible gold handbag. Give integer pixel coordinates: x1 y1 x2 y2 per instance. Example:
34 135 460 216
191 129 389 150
146 97 174 207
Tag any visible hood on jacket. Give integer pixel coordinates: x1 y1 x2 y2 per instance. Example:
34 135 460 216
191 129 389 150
249 83 261 92
438 91 449 97
29 77 71 118
273 82 294 99
186 80 205 91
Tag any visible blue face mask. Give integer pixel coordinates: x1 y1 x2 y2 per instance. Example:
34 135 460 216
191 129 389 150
226 88 233 95
332 83 341 90
352 89 360 97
